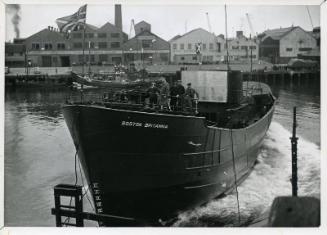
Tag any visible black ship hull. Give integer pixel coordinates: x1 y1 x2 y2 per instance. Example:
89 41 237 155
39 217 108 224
63 96 274 225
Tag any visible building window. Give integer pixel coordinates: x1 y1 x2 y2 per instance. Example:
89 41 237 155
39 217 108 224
181 57 185 61
159 53 168 61
72 33 82 39
86 33 94 38
111 42 120 48
111 33 120 38
85 55 95 63
250 55 256 59
241 46 248 50
73 42 83 49
112 57 122 64
142 40 152 48
202 43 206 50
232 46 239 50
99 54 108 62
286 48 293 51
173 44 177 50
188 43 192 49
32 43 40 50
193 56 197 60
299 47 312 51
78 55 84 62
98 33 107 38
217 43 221 52
249 46 256 50
85 42 95 49
98 42 107 49
180 44 184 50
209 43 213 50
57 43 65 50
44 43 53 50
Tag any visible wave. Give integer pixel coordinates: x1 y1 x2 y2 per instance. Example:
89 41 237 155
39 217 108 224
173 121 320 227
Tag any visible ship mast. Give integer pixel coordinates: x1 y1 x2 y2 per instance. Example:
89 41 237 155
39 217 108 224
224 5 230 71
82 5 88 75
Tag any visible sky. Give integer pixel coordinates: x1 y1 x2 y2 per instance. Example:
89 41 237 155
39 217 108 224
5 4 320 42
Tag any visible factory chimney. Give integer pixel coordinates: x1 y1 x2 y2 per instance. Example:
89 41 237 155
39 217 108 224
115 4 122 30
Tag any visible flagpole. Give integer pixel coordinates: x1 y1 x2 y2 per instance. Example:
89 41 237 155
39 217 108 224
88 41 91 74
82 23 86 75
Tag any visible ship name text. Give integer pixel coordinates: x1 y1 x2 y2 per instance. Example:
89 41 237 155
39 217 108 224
121 121 168 129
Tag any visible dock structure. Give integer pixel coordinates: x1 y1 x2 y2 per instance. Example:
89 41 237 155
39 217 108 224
5 73 72 87
241 70 320 87
51 184 146 227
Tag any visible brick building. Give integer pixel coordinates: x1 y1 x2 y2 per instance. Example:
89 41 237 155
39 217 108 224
5 40 26 67
258 26 317 64
22 22 128 67
69 22 128 65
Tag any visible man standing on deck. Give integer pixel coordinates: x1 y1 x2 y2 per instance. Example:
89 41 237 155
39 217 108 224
185 83 199 111
170 80 185 111
147 82 160 108
159 77 170 110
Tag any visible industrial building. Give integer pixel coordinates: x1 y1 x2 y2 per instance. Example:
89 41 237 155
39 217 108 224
5 5 128 68
258 26 317 64
223 31 259 62
122 21 170 67
169 29 258 64
169 28 225 64
22 21 128 67
5 40 26 67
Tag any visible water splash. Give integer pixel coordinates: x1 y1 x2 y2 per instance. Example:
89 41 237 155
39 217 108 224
174 121 320 227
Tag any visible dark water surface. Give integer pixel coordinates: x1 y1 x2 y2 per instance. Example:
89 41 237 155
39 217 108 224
4 83 320 226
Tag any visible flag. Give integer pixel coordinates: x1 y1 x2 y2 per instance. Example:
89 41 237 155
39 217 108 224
195 43 201 54
56 5 87 32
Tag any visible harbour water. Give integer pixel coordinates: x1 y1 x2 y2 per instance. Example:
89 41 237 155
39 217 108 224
4 82 320 226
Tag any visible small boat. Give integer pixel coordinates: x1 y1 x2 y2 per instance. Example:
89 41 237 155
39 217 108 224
71 71 151 89
63 70 275 225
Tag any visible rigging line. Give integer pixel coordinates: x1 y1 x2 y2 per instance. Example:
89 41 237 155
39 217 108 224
230 129 241 226
78 159 95 211
65 110 80 226
63 148 79 226
74 149 79 185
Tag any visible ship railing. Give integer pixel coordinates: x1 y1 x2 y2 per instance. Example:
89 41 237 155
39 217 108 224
65 91 200 115
65 92 106 105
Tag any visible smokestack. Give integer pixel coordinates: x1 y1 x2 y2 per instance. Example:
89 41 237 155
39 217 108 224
115 4 122 30
7 4 21 38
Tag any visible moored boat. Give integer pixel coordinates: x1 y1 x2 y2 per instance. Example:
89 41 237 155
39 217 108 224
63 70 275 225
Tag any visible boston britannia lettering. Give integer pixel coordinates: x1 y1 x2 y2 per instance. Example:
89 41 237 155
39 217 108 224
121 121 168 129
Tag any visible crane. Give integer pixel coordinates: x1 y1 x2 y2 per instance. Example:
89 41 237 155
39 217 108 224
306 6 314 29
206 12 212 33
129 19 135 39
246 13 256 37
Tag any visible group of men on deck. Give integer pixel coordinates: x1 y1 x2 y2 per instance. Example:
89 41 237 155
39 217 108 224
147 77 199 111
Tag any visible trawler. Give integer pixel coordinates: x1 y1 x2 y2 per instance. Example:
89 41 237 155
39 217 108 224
63 70 275 225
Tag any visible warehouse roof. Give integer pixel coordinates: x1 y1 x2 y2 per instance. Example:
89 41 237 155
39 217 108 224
123 30 169 51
